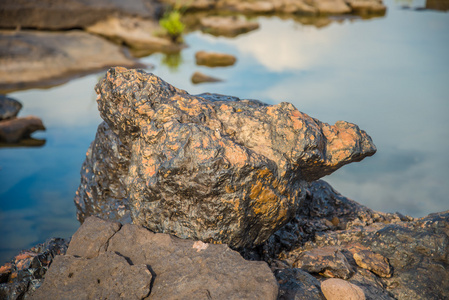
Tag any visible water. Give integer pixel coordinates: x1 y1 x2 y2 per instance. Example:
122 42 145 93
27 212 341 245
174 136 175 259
1 0 448 264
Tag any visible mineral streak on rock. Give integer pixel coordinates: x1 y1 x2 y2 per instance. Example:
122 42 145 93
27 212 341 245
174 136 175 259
76 67 376 249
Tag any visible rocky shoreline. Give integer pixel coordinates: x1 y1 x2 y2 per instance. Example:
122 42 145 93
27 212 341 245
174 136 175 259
0 0 386 92
1 68 447 299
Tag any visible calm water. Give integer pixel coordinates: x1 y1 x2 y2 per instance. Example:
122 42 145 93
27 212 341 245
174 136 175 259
1 0 448 264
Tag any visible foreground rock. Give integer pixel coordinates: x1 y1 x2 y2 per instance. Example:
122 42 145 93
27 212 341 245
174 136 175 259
0 0 161 30
195 50 237 67
75 67 376 249
0 30 140 91
30 216 278 299
255 180 448 300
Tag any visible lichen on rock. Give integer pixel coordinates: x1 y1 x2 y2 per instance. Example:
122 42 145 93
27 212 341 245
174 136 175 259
75 67 376 249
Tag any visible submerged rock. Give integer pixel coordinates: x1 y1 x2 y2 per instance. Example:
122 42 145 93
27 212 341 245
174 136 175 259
75 67 376 249
30 216 278 299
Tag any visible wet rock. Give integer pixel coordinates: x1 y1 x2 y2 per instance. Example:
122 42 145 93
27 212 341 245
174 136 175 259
0 0 161 30
30 252 153 300
85 16 185 52
75 67 376 249
200 15 260 37
0 116 45 143
286 211 449 299
275 268 326 299
191 71 223 84
0 238 69 300
74 122 132 224
293 246 354 279
195 50 237 67
0 95 22 120
0 30 140 92
30 216 278 299
348 246 392 278
321 278 365 300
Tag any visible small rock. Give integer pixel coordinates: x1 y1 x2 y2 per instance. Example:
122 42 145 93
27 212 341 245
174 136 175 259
275 268 326 299
321 278 365 300
0 95 22 121
293 246 354 279
351 248 392 278
0 116 45 143
195 50 237 67
191 71 222 84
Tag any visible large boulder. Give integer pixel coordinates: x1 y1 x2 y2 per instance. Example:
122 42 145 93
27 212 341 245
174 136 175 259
75 67 376 249
30 216 279 299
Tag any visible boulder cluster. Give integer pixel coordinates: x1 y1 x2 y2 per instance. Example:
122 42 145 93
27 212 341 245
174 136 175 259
1 69 447 300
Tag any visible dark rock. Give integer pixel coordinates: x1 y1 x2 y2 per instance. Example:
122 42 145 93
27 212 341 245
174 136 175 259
0 95 22 120
0 0 161 30
275 268 326 299
0 238 69 300
30 252 153 300
286 211 449 299
426 0 449 11
0 30 141 92
75 67 376 249
191 71 223 84
30 216 279 299
200 15 260 37
195 50 237 67
74 122 132 224
0 116 45 143
292 246 354 279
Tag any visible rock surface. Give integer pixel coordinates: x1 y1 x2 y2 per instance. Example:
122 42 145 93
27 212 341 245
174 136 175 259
0 0 161 30
75 67 376 249
191 71 223 84
195 50 237 67
0 95 22 120
0 30 140 92
30 216 279 299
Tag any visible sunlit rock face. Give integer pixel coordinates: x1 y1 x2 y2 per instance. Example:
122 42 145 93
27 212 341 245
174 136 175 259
75 67 376 248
